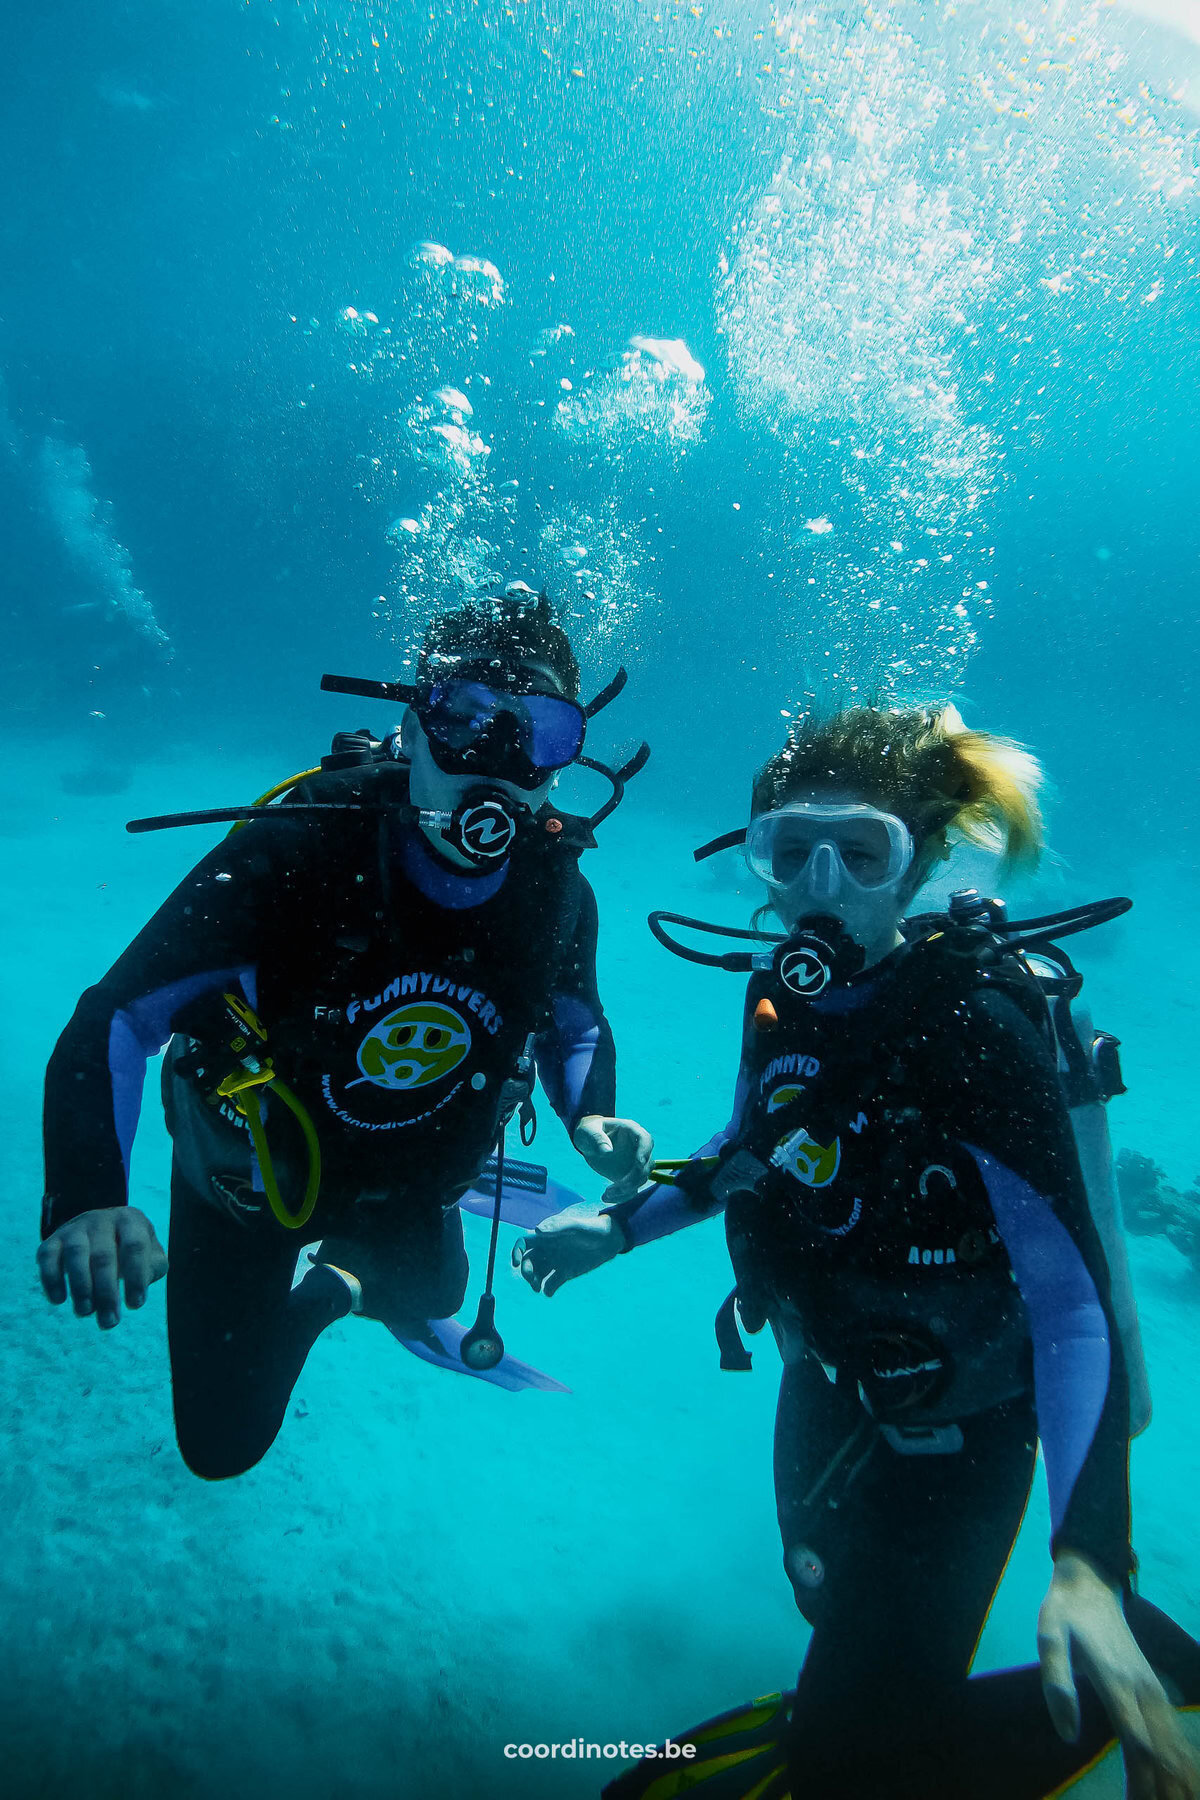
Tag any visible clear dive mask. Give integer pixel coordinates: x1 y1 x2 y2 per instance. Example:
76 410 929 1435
743 803 914 899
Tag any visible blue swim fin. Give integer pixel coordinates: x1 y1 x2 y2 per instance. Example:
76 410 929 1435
387 1316 569 1394
456 1155 588 1230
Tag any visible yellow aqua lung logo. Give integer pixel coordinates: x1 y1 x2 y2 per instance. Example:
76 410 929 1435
355 1001 472 1092
772 1126 842 1188
767 1083 806 1115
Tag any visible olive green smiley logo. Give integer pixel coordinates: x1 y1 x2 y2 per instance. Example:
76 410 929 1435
355 1001 472 1092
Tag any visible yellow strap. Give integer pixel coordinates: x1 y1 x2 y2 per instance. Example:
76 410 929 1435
217 1064 274 1099
236 1081 322 1231
227 766 323 835
649 1156 719 1184
223 992 269 1043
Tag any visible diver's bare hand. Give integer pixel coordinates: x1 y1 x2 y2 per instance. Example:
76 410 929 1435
1039 1553 1200 1800
37 1207 167 1330
572 1115 654 1202
512 1205 628 1297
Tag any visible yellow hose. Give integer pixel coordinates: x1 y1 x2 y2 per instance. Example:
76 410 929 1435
227 766 323 834
237 1081 322 1230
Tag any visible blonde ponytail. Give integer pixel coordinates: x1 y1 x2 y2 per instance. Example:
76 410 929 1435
753 701 1046 879
919 704 1044 873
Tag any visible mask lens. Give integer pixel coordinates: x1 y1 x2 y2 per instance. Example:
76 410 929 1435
747 807 910 891
421 682 585 781
521 693 586 766
422 682 507 751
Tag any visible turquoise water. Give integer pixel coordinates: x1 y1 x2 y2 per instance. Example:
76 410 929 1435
2 2 1199 1795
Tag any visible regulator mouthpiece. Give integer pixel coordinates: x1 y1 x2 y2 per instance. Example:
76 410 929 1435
774 916 867 999
420 789 523 866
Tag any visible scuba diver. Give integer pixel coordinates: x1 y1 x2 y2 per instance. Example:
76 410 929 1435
514 703 1200 1800
37 584 654 1477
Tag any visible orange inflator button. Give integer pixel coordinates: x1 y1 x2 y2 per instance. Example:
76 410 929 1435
754 997 779 1031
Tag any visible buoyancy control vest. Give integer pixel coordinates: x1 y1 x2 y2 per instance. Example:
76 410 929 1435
650 891 1151 1435
145 714 647 1227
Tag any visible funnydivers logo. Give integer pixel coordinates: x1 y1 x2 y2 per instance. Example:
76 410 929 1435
779 946 832 997
459 801 516 861
354 1001 471 1092
771 1126 841 1189
771 1124 862 1236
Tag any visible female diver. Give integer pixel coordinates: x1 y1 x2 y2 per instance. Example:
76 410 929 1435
515 703 1200 1800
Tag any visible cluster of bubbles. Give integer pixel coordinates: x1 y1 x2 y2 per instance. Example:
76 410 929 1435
532 332 710 658
402 385 491 481
538 498 650 652
322 241 515 651
721 142 997 695
329 236 710 662
553 336 711 457
278 0 1199 709
408 242 506 311
318 241 507 390
717 0 1198 701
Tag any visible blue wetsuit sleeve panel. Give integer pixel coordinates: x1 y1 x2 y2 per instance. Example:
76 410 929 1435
533 874 617 1133
953 989 1133 1585
41 828 273 1236
606 987 756 1251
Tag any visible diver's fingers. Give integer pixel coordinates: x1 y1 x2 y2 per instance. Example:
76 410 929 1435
115 1219 152 1309
1121 1737 1189 1800
1118 1686 1199 1800
36 1235 67 1305
1143 1682 1200 1797
88 1238 122 1330
573 1118 613 1160
122 1211 168 1293
510 1237 528 1271
1039 1628 1081 1743
540 1267 566 1298
1120 1739 1155 1800
61 1233 98 1318
628 1123 655 1176
511 1244 551 1294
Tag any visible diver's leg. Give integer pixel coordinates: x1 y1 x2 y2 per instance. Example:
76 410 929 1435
314 1202 471 1329
166 1166 352 1480
777 1364 1039 1797
1123 1592 1200 1698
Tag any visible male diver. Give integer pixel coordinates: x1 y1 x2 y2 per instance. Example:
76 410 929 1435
38 584 653 1477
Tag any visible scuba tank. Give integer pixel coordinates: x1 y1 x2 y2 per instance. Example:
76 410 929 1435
649 888 1152 1436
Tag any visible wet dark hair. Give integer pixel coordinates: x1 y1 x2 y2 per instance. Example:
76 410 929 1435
752 701 1044 883
416 586 581 698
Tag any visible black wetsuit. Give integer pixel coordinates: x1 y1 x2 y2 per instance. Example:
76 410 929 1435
42 761 616 1478
610 931 1200 1797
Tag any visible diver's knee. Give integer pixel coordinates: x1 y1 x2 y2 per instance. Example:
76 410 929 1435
176 1425 271 1482
785 1542 827 1617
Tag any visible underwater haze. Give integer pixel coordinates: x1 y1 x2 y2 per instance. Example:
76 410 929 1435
2 1 1199 1796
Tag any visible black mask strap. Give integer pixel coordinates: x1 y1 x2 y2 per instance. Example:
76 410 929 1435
693 827 748 862
321 673 416 705
583 667 628 717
